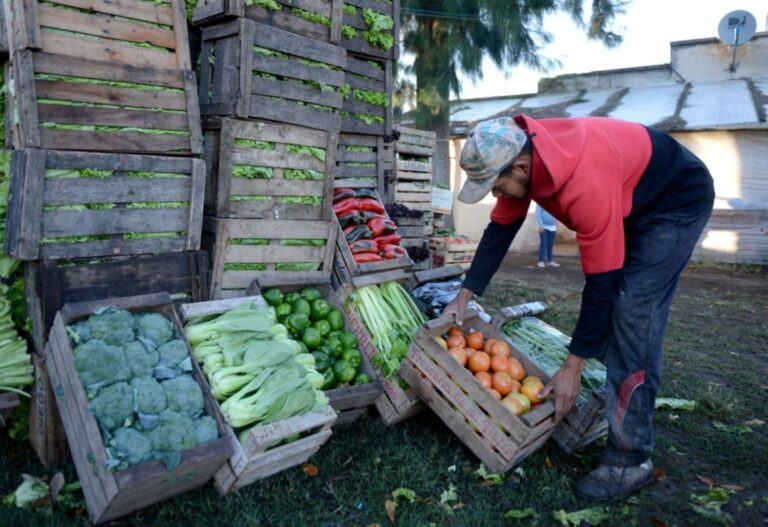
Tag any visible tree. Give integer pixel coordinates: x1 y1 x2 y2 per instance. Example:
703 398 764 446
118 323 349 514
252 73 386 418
398 0 626 188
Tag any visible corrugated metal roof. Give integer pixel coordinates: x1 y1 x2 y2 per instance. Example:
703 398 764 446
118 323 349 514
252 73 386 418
450 74 768 134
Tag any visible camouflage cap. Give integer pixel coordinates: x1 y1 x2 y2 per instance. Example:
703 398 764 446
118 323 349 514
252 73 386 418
458 117 528 204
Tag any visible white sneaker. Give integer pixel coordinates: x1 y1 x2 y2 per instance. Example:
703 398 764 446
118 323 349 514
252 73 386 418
537 261 546 268
548 261 560 268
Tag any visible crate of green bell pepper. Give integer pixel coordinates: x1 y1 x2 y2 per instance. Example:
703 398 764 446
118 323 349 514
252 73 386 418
249 279 384 427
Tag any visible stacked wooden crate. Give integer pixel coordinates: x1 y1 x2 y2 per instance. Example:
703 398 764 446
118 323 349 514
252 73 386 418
2 0 218 518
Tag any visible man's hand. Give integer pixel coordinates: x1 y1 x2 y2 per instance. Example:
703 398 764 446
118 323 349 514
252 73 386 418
442 287 474 325
538 354 586 422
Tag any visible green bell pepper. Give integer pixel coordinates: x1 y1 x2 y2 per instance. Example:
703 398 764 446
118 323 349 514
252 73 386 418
324 337 343 358
275 302 293 321
292 298 311 317
339 331 358 350
354 372 372 385
313 319 331 337
311 351 331 372
284 292 301 305
301 327 322 350
321 368 336 390
327 330 343 340
262 288 283 307
332 359 356 384
342 348 362 369
310 298 331 321
326 309 344 331
300 287 323 302
286 312 309 335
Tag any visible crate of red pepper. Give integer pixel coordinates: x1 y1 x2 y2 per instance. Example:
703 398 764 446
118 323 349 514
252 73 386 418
333 188 413 276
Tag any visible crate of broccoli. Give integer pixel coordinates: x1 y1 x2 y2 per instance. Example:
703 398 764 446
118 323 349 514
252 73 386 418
44 292 231 525
179 294 338 494
250 279 384 426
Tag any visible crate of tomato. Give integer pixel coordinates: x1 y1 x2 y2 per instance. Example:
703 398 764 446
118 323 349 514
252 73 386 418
333 188 413 276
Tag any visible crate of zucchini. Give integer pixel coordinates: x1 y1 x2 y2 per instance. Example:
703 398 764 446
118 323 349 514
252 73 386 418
249 279 384 426
334 187 413 276
198 18 346 133
44 293 231 524
193 0 344 45
4 149 205 260
4 0 201 154
341 53 392 136
202 118 338 220
499 315 608 453
334 133 393 195
203 217 338 298
340 0 399 60
179 295 337 494
399 312 558 473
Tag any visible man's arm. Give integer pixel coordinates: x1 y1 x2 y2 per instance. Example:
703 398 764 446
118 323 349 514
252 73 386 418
569 270 622 358
462 217 526 295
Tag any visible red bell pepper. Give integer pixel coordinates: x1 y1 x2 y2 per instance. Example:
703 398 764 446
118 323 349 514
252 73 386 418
334 197 359 217
360 210 384 222
334 188 354 196
374 233 401 249
353 188 379 200
333 189 356 203
368 216 397 237
356 198 385 214
349 239 378 254
338 211 363 229
382 244 407 259
353 252 383 263
344 224 372 243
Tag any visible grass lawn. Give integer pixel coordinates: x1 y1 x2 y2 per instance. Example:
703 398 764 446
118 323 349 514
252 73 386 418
1 261 766 526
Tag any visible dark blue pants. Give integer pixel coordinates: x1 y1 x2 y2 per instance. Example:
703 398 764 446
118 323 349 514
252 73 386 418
538 229 556 262
598 205 713 466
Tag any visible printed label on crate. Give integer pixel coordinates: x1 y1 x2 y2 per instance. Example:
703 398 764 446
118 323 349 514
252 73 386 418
431 188 453 213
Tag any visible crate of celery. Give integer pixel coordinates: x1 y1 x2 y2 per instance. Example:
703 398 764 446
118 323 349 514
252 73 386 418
342 280 427 424
180 295 337 494
44 293 231 524
501 316 608 453
258 282 384 426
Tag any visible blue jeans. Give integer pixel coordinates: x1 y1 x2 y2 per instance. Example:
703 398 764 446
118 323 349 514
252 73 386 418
538 229 555 262
596 205 713 467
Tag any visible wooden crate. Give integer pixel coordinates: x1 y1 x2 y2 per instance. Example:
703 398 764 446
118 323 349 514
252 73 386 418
0 391 20 427
202 118 337 220
340 0 399 61
5 149 205 260
428 237 478 270
341 54 392 136
0 0 7 59
399 312 557 473
393 181 432 212
335 189 413 277
245 277 384 426
3 0 201 154
178 295 337 494
193 0 343 44
29 353 69 467
198 19 345 133
335 133 393 196
44 293 232 524
337 274 426 425
203 217 338 299
24 252 209 356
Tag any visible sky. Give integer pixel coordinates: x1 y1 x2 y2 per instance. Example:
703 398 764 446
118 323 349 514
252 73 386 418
457 0 768 100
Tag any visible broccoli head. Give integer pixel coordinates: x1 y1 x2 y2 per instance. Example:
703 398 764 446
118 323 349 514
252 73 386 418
131 376 167 416
135 312 175 347
74 339 131 394
87 308 136 346
124 340 159 378
157 339 189 367
195 415 219 445
147 410 199 469
162 375 204 418
90 381 134 431
108 427 153 469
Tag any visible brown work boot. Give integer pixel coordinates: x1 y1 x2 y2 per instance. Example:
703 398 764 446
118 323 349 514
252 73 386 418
575 460 656 502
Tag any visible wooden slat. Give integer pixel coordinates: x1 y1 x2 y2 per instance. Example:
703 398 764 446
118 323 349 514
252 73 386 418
251 52 345 87
250 20 345 68
226 118 329 148
38 236 187 260
249 94 341 133
38 104 188 130
39 31 177 70
229 178 325 197
39 129 191 153
396 142 433 157
37 5 176 49
5 149 46 259
340 116 385 135
50 0 174 26
13 50 42 147
251 76 344 109
33 52 184 88
41 208 189 237
45 150 193 172
43 176 191 205
35 80 187 110
230 148 326 171
224 244 325 264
